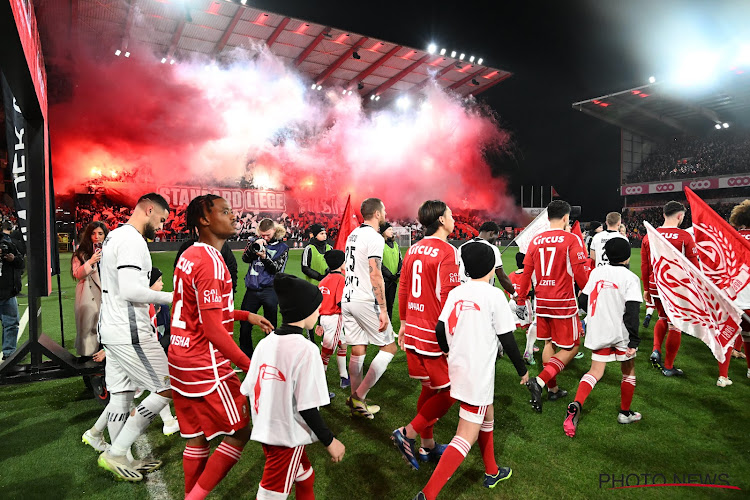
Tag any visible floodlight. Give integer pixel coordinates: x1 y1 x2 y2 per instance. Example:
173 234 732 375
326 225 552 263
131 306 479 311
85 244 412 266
375 95 380 101
427 43 437 54
316 85 322 90
347 90 353 95
673 50 719 86
342 89 347 94
161 58 167 64
115 50 121 56
370 95 375 100
440 48 446 55
124 51 130 58
715 124 722 129
170 59 175 65
451 51 456 58
648 76 656 83
722 122 729 128
311 83 317 89
469 56 475 63
477 58 483 65
459 53 465 60
397 96 411 110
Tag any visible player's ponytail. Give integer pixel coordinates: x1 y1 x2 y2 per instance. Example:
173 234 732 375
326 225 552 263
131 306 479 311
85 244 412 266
186 194 221 240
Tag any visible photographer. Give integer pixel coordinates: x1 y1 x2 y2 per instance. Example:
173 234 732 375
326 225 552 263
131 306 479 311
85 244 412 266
239 218 289 357
0 220 25 361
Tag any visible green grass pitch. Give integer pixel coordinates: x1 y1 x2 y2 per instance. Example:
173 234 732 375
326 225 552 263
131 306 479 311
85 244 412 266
0 248 748 499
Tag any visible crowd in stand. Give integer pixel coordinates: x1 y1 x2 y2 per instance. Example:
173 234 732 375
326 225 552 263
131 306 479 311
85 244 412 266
626 133 750 183
621 202 735 241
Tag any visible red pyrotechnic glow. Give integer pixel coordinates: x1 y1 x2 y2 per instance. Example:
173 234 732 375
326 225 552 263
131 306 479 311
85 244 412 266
48 37 518 221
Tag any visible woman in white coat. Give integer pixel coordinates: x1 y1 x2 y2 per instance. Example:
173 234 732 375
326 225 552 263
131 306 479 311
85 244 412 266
71 221 108 358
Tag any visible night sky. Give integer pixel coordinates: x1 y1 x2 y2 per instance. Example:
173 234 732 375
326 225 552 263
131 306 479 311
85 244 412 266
248 0 748 220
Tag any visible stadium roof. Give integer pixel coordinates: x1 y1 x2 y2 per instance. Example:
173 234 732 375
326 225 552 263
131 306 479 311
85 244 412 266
571 71 750 140
53 0 511 101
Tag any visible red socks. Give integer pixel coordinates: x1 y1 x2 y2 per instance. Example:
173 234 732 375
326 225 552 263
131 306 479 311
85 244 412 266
620 375 636 411
183 445 210 495
410 391 455 435
718 345 733 377
321 346 333 368
294 468 315 500
538 356 566 386
653 318 667 352
423 436 470 500
663 329 681 369
187 441 243 500
745 342 750 370
478 421 498 476
574 373 597 406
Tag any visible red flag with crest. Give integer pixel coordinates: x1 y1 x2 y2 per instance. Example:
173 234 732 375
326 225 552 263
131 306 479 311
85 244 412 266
335 195 360 251
685 187 750 300
645 222 741 363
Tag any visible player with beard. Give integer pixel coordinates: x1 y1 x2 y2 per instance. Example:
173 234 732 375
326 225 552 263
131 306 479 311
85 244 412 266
170 195 273 498
341 198 397 419
96 194 175 481
640 201 699 376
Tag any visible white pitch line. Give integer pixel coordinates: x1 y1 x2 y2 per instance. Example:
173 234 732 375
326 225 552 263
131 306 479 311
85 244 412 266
134 434 172 500
17 306 29 342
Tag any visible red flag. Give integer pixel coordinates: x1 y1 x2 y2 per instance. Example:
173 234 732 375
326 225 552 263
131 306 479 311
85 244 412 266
685 187 750 300
551 186 560 198
645 222 741 362
571 220 584 242
334 195 360 251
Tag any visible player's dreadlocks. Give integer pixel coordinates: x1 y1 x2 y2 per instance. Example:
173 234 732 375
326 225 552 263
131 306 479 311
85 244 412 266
729 200 750 229
186 194 221 240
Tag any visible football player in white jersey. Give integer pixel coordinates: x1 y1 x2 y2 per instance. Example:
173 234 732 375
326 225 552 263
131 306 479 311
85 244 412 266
341 198 397 419
589 212 627 267
95 193 174 481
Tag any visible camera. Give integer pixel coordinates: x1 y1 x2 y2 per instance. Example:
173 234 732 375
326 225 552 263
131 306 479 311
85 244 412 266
0 241 10 256
251 239 266 253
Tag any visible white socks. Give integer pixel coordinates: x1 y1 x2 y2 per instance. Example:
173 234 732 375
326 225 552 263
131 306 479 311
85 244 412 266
159 404 174 423
337 347 349 378
110 393 170 457
92 407 109 435
525 323 537 356
106 392 134 445
349 354 365 395
355 351 394 400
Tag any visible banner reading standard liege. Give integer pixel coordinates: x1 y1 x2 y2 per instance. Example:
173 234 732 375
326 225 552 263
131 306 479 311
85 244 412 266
1 72 28 241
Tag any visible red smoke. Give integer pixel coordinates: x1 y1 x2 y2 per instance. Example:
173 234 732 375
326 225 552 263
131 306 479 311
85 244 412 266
50 40 518 220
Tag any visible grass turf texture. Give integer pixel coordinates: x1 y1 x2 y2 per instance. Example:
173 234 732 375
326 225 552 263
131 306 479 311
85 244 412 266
0 248 748 499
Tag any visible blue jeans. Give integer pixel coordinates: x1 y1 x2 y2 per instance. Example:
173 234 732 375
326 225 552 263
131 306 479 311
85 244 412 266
0 296 19 357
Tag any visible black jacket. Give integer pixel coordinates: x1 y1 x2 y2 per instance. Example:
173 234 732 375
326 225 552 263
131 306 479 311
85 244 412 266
175 239 239 292
0 234 25 300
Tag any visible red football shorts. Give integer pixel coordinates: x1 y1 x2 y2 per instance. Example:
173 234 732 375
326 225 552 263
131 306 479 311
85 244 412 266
258 444 313 498
406 349 450 390
172 375 249 441
536 315 580 349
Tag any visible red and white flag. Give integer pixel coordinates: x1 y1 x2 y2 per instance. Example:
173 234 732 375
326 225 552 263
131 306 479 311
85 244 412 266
685 187 750 300
334 194 360 251
515 208 550 253
645 222 741 362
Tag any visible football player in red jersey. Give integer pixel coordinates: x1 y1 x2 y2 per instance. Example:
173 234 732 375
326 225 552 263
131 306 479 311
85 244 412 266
516 200 590 412
640 201 699 377
723 201 750 385
170 195 273 499
391 200 462 470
